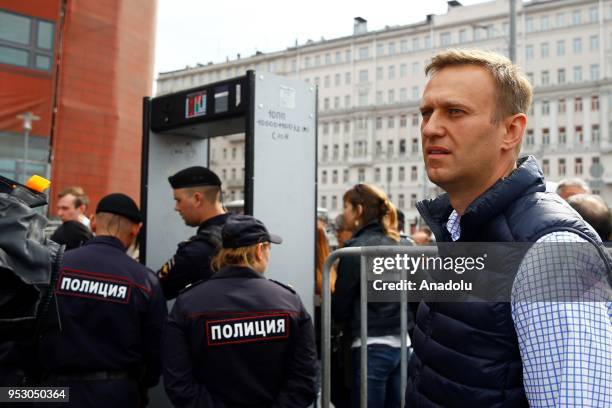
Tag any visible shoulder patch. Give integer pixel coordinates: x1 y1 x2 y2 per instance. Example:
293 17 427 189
269 279 296 294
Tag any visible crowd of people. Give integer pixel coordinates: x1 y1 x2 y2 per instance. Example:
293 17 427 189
2 48 611 408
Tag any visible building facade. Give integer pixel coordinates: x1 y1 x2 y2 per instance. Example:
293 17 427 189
0 0 156 215
156 0 612 230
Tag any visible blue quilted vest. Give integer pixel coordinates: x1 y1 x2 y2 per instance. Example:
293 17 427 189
406 156 604 407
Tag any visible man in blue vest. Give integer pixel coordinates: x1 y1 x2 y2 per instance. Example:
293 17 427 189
407 49 612 407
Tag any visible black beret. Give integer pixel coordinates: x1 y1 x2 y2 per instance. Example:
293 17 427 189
168 166 221 189
222 215 282 249
96 193 142 223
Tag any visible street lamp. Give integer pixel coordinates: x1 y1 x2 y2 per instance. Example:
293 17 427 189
16 112 41 182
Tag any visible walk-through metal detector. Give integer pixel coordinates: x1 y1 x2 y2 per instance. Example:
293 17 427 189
141 71 317 406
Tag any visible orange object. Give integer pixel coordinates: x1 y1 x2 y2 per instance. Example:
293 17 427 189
25 175 51 192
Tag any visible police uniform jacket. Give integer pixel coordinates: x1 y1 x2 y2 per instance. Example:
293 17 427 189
163 265 317 408
39 236 167 405
158 213 229 299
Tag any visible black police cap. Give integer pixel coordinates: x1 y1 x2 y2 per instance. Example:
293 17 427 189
168 166 222 189
96 193 142 223
222 215 282 249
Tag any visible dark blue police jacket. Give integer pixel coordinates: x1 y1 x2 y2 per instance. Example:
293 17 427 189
406 156 604 407
39 236 167 404
163 265 317 408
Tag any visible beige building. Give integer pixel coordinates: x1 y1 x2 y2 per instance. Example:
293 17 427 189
156 0 612 230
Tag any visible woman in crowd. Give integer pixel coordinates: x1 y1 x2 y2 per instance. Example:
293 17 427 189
332 183 412 408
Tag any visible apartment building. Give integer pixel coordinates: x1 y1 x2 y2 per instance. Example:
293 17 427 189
156 0 612 229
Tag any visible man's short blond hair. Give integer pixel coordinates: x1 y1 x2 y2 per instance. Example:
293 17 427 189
425 49 533 122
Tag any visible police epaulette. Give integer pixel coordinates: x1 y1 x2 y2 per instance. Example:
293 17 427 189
178 278 206 294
269 279 296 294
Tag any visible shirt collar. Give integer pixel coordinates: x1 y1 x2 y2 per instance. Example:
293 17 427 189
85 235 127 251
446 210 461 242
198 212 230 232
210 265 264 280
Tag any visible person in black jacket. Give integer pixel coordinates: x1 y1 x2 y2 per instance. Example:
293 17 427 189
332 183 413 408
39 193 167 407
162 214 317 408
157 166 229 299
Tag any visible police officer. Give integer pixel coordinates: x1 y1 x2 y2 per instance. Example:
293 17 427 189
157 166 229 299
39 193 167 407
163 215 318 407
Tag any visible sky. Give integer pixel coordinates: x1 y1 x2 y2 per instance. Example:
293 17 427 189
153 0 490 77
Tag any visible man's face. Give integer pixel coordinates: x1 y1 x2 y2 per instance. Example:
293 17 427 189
173 188 202 227
57 194 83 222
420 65 507 193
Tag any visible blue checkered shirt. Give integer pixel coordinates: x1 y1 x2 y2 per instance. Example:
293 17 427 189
446 210 612 407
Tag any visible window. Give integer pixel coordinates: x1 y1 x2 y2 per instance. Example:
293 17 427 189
0 11 55 71
541 100 550 115
526 72 534 84
572 10 581 25
400 63 407 78
410 194 417 208
556 40 565 56
343 169 349 183
345 72 351 84
424 35 431 49
526 17 534 33
541 15 550 30
526 129 534 146
574 97 583 112
387 140 394 157
400 88 407 102
359 69 368 83
411 138 419 153
558 99 566 113
440 32 451 46
591 64 600 81
411 166 418 181
459 29 467 43
387 116 395 128
325 53 331 65
592 124 600 142
231 147 237 159
575 126 583 143
412 62 419 75
412 37 419 51
321 170 327 184
558 127 566 144
344 95 351 108
573 37 582 54
358 168 365 183
399 139 406 154
315 55 321 67
412 114 419 126
400 40 408 53
324 98 330 110
375 168 381 182
590 35 599 51
556 12 565 28
331 170 338 184
324 75 330 88
542 159 549 176
333 144 339 159
386 167 392 182
542 128 550 145
575 158 583 175
541 70 549 86
304 57 311 68
376 91 383 105
592 95 599 111
558 68 565 84
388 65 395 79
412 86 419 100
400 115 407 128
333 121 340 133
358 90 368 106
359 46 369 59
375 140 383 156
377 43 384 57
334 97 340 109
398 194 405 209
388 42 396 55
345 49 352 62
334 73 341 86
558 158 566 176
335 51 342 63
526 45 534 60
331 195 337 210
321 195 327 208
322 123 329 135
376 67 383 80
589 6 598 23
388 90 395 104
343 142 349 157
399 166 405 181
574 66 582 82
540 42 549 58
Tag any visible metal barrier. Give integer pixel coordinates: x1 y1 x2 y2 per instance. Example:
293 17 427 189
320 245 438 408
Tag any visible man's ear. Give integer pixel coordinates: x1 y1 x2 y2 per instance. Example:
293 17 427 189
90 214 97 233
132 222 142 238
502 113 527 152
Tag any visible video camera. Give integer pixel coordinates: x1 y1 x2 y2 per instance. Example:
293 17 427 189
0 174 63 340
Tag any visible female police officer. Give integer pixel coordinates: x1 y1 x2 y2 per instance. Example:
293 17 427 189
162 215 317 407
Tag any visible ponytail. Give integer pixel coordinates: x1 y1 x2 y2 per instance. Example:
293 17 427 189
343 183 400 242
